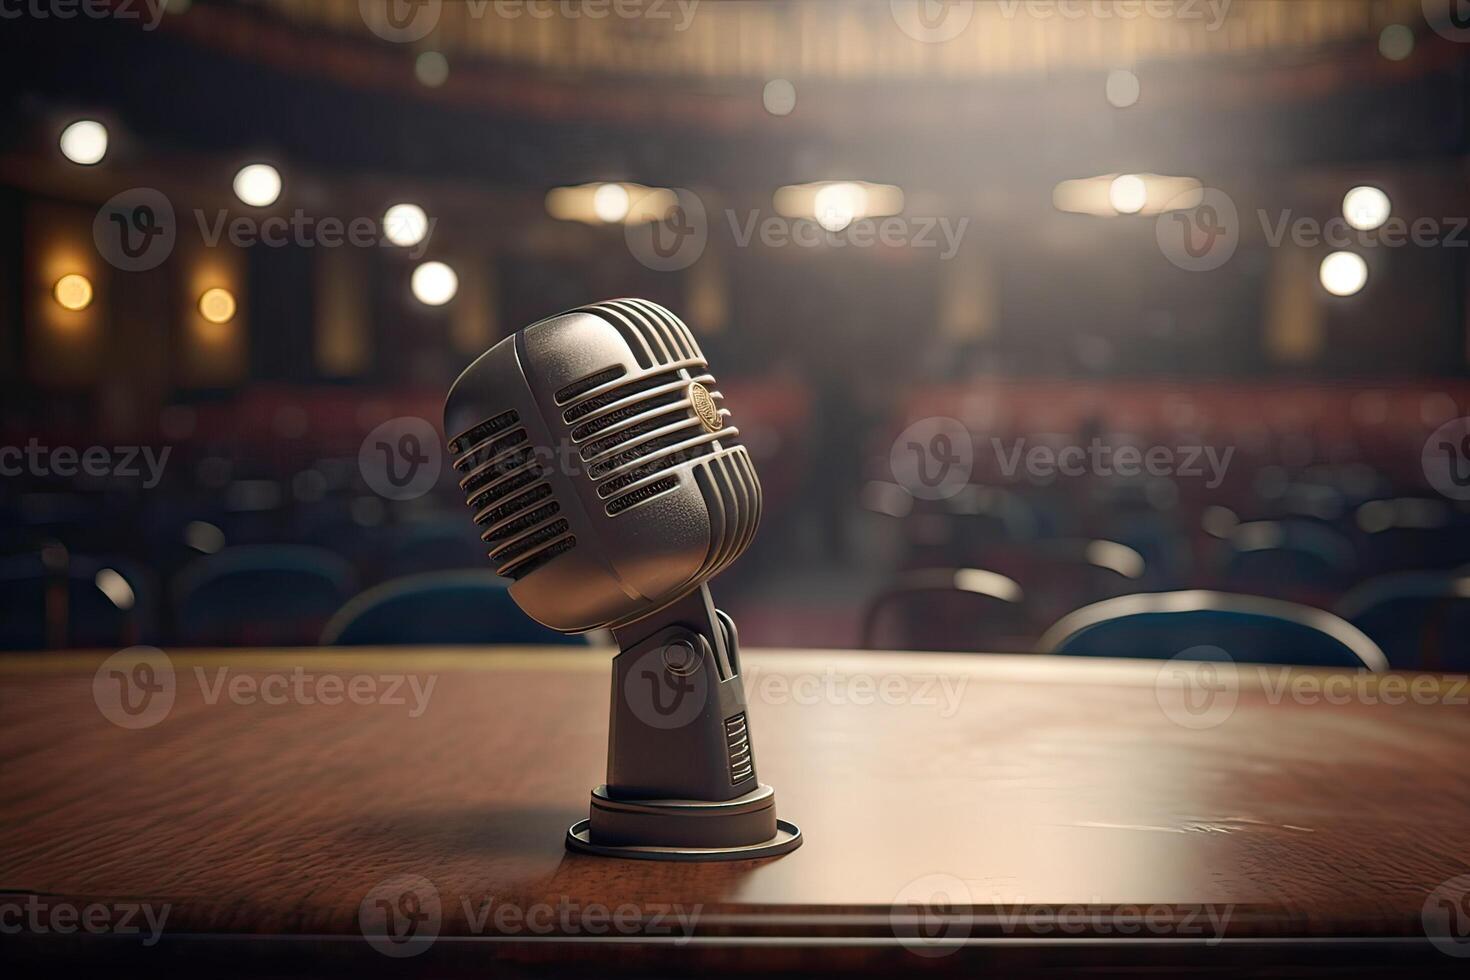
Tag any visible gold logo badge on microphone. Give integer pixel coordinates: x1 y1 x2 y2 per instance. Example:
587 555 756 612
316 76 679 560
688 382 722 432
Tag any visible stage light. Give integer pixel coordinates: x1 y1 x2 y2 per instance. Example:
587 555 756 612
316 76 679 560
415 51 449 87
1319 251 1367 296
59 120 108 165
1054 173 1200 217
1379 24 1414 61
546 183 677 225
1108 174 1147 215
763 78 796 116
198 287 237 324
412 261 458 306
233 164 282 207
1105 69 1139 108
383 203 429 247
53 274 93 311
813 182 867 232
1342 186 1390 231
592 183 630 223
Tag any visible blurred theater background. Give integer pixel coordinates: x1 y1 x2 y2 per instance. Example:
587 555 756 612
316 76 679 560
3 0 1470 666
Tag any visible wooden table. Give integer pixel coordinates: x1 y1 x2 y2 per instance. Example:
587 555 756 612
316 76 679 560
4 647 1469 976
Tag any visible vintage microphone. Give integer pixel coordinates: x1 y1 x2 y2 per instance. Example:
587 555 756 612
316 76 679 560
444 299 801 860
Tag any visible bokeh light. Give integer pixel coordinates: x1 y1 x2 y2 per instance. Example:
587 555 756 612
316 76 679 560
1319 251 1368 296
411 261 458 306
59 120 108 165
233 164 282 207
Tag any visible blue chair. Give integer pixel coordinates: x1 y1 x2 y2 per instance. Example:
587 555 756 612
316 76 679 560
1336 572 1470 671
861 567 1034 653
1220 519 1357 602
173 545 356 646
321 570 588 646
1039 591 1387 670
377 519 489 579
0 550 155 650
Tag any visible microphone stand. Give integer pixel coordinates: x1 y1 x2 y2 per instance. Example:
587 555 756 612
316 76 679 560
564 583 802 860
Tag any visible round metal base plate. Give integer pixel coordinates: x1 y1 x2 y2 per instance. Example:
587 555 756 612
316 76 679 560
565 818 802 862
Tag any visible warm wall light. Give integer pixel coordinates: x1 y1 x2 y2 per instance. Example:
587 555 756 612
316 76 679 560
592 183 631 223
53 274 94 311
233 163 282 207
412 261 458 306
1108 174 1148 215
546 183 676 225
773 180 904 229
1054 173 1202 216
59 120 108 165
198 287 237 324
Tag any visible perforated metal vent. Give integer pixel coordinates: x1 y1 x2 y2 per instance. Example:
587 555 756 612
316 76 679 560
449 410 576 580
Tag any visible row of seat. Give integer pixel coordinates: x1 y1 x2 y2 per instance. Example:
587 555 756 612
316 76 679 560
860 566 1469 670
0 546 584 649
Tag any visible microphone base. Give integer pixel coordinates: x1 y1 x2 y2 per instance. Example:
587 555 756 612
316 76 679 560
565 784 802 862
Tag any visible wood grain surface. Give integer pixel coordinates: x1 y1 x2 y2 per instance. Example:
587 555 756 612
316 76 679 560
3 647 1469 975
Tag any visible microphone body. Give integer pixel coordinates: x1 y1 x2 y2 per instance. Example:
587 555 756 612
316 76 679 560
445 299 800 860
